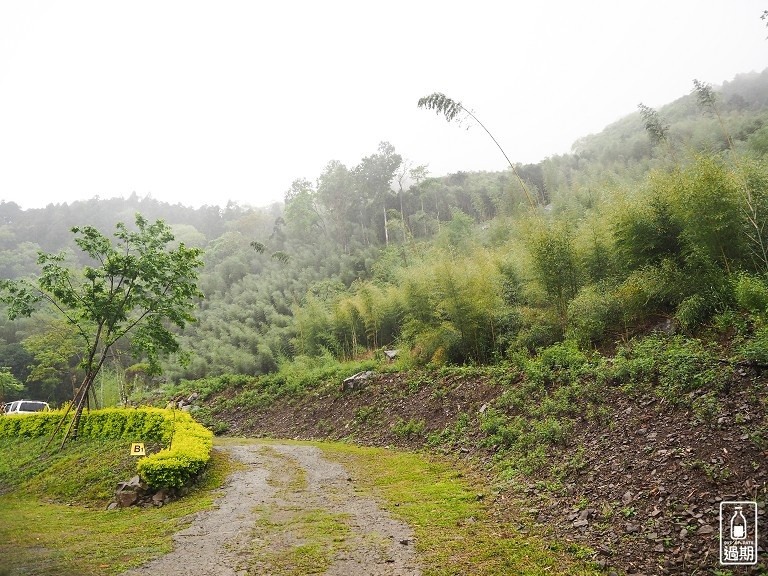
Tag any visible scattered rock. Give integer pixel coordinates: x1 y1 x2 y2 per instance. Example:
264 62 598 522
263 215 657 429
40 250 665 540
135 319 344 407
383 350 399 362
152 488 169 506
112 475 180 509
116 489 139 508
341 371 374 391
205 359 768 576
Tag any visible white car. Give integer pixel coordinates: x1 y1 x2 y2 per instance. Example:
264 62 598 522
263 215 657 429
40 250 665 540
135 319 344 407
4 400 50 414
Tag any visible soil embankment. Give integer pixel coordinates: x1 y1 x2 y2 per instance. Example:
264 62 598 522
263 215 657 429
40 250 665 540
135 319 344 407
207 370 768 575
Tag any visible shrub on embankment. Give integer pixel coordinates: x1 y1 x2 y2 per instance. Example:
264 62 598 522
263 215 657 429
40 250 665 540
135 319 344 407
0 407 212 489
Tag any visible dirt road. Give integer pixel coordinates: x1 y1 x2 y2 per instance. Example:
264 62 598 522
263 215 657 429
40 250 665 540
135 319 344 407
121 442 422 576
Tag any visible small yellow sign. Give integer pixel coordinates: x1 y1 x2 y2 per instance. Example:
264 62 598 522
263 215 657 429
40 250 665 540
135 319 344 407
130 443 146 456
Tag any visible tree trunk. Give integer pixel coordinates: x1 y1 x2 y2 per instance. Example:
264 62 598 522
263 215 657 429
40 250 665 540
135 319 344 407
399 191 407 243
383 204 389 246
69 373 95 441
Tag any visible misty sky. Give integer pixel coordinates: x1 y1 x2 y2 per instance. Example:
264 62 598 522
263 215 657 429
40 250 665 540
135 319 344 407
1 1 766 210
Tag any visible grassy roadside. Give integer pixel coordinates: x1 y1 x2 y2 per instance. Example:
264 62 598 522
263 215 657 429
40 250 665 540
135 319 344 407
319 442 601 576
0 438 232 576
239 438 600 576
0 435 598 576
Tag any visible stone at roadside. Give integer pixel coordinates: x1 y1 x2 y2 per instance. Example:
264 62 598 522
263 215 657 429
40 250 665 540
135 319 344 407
152 488 170 506
114 474 150 508
116 490 139 508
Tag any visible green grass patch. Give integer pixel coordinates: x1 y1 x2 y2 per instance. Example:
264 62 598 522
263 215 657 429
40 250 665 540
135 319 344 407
0 441 232 575
245 442 350 575
250 505 351 576
315 441 600 576
0 436 148 504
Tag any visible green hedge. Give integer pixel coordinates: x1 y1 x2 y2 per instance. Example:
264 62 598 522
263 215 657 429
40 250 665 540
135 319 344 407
136 414 213 488
0 408 212 489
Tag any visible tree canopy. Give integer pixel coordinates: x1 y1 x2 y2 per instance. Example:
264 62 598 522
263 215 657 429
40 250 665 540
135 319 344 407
0 214 204 443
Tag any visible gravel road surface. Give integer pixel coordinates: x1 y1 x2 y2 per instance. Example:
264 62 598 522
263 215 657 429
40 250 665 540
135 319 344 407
121 442 421 576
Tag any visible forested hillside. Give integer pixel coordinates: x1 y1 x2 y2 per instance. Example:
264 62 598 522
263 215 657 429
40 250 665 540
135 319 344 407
1 69 768 406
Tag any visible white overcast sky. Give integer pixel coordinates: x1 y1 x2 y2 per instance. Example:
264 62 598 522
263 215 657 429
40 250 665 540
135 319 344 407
1 1 766 210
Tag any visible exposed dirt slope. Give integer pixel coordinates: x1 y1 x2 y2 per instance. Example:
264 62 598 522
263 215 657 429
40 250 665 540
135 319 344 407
207 370 768 575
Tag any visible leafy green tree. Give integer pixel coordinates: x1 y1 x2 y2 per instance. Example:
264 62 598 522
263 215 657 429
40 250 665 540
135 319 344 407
0 214 204 444
638 103 670 146
283 178 325 240
0 367 24 403
0 342 34 385
526 221 580 328
638 103 677 162
613 192 684 272
693 79 735 150
353 141 402 245
22 318 83 404
669 155 745 271
316 160 357 250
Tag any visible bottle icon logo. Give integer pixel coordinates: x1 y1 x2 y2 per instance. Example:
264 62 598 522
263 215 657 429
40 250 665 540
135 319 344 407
720 501 758 565
730 505 747 540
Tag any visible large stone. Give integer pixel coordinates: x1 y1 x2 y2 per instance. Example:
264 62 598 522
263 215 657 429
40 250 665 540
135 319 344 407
115 474 149 508
116 490 139 508
341 371 374 391
117 475 148 491
152 488 169 504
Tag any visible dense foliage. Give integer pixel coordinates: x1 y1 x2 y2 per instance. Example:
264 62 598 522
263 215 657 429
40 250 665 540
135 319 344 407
1 70 768 404
0 215 204 444
0 407 212 488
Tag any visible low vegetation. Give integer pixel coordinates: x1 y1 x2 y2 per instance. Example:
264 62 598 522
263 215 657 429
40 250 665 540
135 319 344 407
0 407 213 489
0 437 231 575
323 441 601 575
0 434 601 575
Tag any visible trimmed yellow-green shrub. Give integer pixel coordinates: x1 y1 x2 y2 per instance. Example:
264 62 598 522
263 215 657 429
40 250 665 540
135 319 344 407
77 407 173 442
0 408 212 489
0 412 64 438
137 412 213 488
